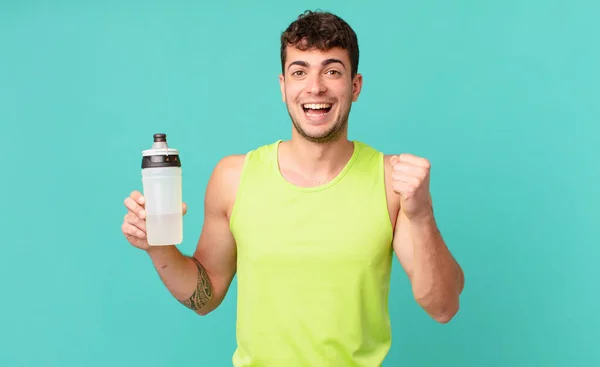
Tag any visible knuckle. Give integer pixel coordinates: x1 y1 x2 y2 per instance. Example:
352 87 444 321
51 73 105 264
131 227 140 237
125 199 138 211
125 226 134 236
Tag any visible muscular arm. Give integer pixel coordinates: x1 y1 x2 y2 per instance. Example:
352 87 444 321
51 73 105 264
393 210 464 323
385 155 464 323
147 155 244 316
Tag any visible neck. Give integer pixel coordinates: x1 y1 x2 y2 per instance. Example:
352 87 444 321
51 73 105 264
278 131 355 186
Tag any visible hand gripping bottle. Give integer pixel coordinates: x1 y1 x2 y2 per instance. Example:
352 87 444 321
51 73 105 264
141 133 183 246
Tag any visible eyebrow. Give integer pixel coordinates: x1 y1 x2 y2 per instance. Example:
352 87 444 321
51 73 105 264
287 58 347 71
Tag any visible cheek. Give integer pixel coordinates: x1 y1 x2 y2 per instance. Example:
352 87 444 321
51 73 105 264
332 82 352 99
286 85 304 101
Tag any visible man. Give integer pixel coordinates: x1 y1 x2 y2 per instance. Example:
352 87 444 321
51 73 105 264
122 10 464 366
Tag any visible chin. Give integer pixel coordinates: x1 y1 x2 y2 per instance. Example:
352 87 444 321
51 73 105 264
287 102 349 143
294 119 346 144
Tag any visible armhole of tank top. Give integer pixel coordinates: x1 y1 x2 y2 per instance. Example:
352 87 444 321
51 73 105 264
228 151 251 232
379 152 395 240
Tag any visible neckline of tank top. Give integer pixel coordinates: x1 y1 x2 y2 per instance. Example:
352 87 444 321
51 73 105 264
271 139 363 193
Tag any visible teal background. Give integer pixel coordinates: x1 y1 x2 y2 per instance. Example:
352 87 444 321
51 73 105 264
1 0 598 366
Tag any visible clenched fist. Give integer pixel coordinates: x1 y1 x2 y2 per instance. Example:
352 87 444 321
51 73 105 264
390 154 433 221
122 190 187 251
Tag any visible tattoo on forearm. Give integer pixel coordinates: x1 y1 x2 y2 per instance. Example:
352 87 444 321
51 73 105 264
180 258 212 311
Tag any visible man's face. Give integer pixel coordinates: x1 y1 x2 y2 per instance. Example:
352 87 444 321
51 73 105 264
279 46 362 143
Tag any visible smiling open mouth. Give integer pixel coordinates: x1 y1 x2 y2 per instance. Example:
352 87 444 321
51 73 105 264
302 103 332 117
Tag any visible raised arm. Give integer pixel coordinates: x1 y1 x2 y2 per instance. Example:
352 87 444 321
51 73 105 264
385 154 464 323
122 154 245 316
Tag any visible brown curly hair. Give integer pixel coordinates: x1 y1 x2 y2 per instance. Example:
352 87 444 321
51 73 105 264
280 10 360 77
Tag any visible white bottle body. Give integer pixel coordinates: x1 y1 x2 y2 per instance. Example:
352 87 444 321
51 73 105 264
141 166 183 246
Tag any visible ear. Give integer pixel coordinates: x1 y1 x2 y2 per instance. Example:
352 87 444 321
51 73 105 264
351 73 363 102
279 73 286 103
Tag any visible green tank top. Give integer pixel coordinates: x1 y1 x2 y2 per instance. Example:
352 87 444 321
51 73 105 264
229 140 394 367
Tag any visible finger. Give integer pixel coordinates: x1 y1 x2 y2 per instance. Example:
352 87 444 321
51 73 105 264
183 202 188 216
124 197 146 219
125 211 146 232
392 163 428 177
130 190 145 205
398 154 431 169
392 172 420 186
122 222 146 239
393 182 416 198
389 155 399 166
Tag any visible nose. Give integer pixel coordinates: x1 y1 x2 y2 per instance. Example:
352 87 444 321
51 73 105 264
306 73 327 95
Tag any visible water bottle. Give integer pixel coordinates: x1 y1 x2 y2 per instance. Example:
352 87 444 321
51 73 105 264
141 133 183 246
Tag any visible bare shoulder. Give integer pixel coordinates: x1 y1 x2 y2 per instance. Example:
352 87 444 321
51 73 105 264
382 154 402 230
206 154 247 217
214 154 247 179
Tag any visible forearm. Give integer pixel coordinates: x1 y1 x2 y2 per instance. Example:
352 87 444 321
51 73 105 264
146 246 213 315
409 214 463 322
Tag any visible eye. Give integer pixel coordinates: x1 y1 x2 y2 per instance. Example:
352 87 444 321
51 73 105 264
326 70 341 76
291 70 306 76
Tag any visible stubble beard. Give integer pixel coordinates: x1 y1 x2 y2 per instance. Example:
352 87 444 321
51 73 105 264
287 102 352 144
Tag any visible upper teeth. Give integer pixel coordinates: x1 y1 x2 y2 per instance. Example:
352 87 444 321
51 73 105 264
303 103 331 109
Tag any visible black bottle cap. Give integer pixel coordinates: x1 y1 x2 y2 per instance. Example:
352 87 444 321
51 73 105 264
141 133 181 169
142 154 181 168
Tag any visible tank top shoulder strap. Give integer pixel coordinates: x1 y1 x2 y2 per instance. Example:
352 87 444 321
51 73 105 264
229 140 280 230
